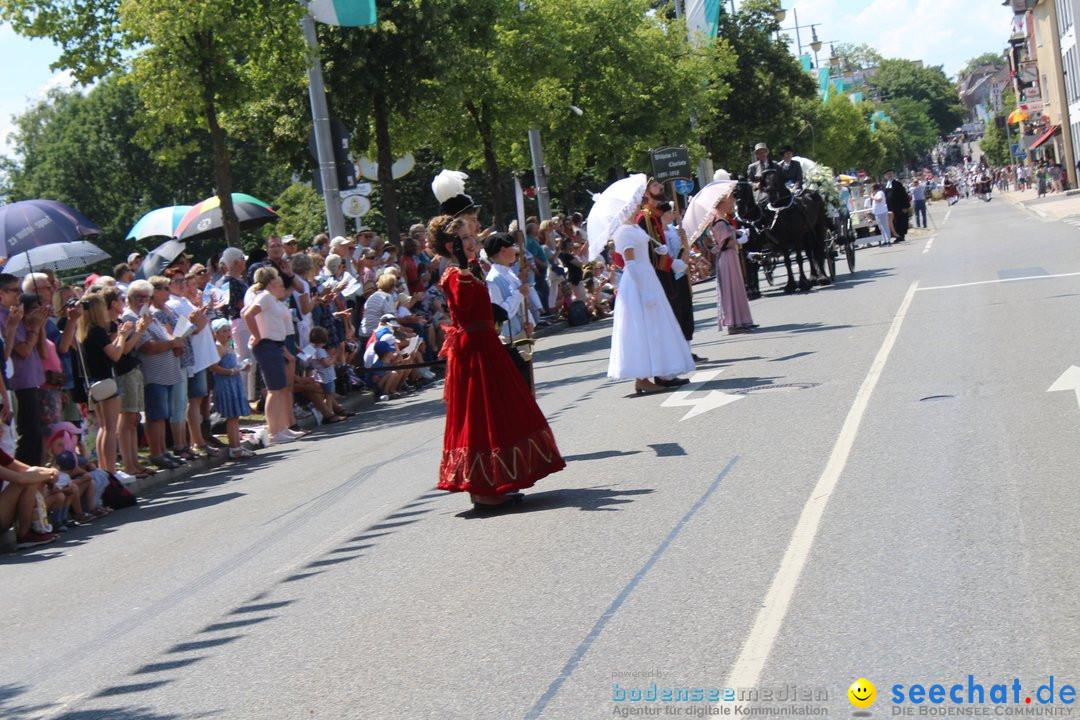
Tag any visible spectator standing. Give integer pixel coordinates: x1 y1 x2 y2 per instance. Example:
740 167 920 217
242 267 301 445
166 272 216 457
138 276 187 470
910 177 928 229
219 248 256 404
9 292 48 465
75 292 129 473
208 319 254 459
871 183 892 245
117 281 156 477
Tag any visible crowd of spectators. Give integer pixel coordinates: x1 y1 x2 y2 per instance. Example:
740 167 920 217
0 213 607 551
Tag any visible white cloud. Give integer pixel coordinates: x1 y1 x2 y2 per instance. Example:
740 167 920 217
774 0 1010 76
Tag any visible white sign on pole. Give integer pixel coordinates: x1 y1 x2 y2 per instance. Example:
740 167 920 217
341 194 371 218
340 183 372 199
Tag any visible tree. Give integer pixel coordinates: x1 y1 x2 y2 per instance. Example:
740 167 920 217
0 0 130 83
831 42 883 72
119 0 305 246
802 93 875 172
980 119 1010 166
869 59 965 136
270 183 329 249
708 0 816 174
1 75 292 261
959 51 1006 78
309 0 452 244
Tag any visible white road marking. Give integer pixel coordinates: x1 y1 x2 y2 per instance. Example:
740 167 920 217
722 281 919 693
919 271 1080 292
660 369 743 421
943 208 952 225
923 237 935 254
1048 366 1080 413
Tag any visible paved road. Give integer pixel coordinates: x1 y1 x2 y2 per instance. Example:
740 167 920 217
4 196 1080 720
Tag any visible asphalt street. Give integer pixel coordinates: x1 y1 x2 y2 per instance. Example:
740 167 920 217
3 195 1080 720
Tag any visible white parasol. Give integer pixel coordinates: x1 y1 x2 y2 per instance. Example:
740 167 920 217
585 174 648 260
2 240 110 276
683 180 737 242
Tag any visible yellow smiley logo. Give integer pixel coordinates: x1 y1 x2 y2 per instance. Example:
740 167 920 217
848 678 876 708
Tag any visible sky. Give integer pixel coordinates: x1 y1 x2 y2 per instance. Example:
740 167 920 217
0 0 1011 154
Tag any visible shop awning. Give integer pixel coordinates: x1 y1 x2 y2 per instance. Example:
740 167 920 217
1029 125 1061 150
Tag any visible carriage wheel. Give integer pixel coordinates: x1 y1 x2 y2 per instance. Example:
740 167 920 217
824 229 838 282
845 241 856 273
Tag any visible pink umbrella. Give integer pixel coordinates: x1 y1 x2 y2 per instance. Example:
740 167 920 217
682 181 736 242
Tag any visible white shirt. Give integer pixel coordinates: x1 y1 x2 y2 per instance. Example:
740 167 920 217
252 290 292 342
871 190 888 215
166 294 218 374
486 263 525 324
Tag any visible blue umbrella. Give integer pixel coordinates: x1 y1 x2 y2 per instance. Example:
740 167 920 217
126 205 193 241
0 199 101 257
135 239 187 280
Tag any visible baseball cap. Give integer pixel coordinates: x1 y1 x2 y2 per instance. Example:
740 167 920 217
373 339 397 356
357 226 373 234
330 235 354 249
379 313 400 327
211 318 229 333
127 252 143 264
282 234 298 245
83 274 101 290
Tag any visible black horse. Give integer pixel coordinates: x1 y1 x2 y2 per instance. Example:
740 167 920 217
733 173 830 294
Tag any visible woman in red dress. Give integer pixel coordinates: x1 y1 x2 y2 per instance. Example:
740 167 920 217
428 214 565 511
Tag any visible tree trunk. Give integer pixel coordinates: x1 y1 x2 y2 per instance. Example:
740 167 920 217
197 32 238 247
466 100 503 228
372 90 400 245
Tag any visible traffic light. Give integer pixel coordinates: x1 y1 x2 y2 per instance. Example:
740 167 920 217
309 119 357 193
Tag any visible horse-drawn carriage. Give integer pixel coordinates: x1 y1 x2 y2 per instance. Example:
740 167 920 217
736 157 856 294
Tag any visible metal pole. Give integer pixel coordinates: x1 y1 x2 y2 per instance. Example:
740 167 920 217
673 0 683 19
793 7 802 57
528 128 552 221
300 9 347 240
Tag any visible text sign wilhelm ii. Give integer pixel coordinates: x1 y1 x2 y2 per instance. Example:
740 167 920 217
650 146 692 183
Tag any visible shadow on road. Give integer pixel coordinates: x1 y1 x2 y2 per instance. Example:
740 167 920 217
455 486 655 518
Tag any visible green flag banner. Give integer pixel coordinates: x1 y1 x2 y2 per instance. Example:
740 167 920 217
308 0 377 26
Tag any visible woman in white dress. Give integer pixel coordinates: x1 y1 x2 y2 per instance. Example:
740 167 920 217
608 224 696 394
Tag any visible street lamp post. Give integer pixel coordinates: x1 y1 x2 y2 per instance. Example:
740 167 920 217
775 6 822 64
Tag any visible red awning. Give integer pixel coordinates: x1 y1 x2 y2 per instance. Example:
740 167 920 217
1029 125 1060 150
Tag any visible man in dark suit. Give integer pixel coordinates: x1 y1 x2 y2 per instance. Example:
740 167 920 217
884 170 911 243
778 146 803 189
746 142 779 201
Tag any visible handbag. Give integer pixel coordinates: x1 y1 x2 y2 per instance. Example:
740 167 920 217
75 333 118 403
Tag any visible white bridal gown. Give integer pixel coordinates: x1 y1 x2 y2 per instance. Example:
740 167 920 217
607 224 696 380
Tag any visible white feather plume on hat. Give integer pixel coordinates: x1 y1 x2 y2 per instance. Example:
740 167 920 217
432 170 469 203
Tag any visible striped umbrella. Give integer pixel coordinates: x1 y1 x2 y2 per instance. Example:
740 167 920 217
126 205 193 241
174 193 278 242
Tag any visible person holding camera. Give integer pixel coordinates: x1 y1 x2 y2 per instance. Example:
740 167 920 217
77 289 144 474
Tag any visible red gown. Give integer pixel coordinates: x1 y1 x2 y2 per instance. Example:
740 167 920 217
438 266 565 495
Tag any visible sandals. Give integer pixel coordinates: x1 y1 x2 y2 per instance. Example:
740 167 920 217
323 415 347 425
634 380 667 395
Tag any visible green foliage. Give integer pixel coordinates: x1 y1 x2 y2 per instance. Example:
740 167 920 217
800 93 875 172
1 76 291 264
959 52 1006 78
0 0 129 82
870 58 965 136
708 0 816 174
268 183 328 248
981 119 1010 166
831 42 883 72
